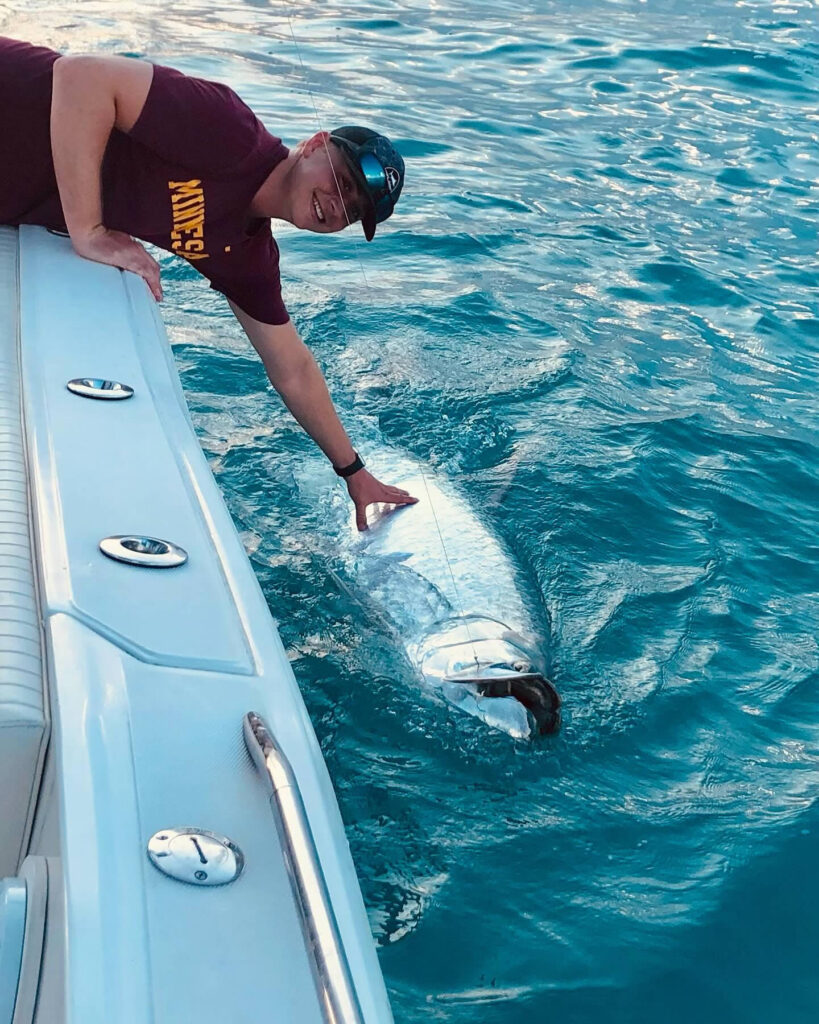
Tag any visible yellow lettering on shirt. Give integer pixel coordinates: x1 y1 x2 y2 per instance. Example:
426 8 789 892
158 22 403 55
169 179 203 195
168 180 210 261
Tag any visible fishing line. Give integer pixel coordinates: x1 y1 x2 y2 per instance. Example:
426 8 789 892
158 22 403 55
284 19 367 266
283 6 482 671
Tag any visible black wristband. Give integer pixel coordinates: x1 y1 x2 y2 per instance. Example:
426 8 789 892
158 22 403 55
333 451 365 478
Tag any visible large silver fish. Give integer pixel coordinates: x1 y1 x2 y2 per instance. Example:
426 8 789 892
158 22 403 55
305 449 561 740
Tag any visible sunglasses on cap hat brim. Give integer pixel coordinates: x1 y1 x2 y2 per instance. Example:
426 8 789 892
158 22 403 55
332 142 393 241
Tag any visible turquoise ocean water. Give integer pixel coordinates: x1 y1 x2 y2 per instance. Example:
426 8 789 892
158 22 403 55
4 1 818 1019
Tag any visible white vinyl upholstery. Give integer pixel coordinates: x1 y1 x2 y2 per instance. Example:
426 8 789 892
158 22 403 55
0 227 47 876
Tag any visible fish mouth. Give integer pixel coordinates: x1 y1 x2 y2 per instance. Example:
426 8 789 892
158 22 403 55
444 670 562 736
412 616 560 737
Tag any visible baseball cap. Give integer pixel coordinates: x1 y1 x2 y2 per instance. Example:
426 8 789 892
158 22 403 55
330 126 405 241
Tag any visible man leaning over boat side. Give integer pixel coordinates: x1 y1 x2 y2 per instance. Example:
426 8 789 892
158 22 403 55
0 35 418 530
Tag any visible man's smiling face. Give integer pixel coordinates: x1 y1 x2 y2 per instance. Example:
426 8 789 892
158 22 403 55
290 131 365 234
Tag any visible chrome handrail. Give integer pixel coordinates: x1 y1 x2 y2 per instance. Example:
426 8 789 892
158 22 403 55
243 712 365 1024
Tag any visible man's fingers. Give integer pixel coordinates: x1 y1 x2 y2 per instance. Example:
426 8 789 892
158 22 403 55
137 270 162 302
384 491 418 505
132 251 163 302
371 489 418 507
144 270 163 302
382 486 416 499
345 471 418 527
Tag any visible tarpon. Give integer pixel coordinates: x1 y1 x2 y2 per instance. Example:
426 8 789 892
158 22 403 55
303 449 561 740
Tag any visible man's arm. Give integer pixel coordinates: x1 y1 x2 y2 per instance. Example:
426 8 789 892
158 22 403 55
228 301 417 528
228 301 356 467
50 54 163 299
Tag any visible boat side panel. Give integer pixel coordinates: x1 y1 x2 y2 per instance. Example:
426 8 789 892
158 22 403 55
46 614 154 1024
18 227 253 674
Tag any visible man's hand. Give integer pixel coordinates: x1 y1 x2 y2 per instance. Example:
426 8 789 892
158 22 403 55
345 468 418 531
71 225 163 302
